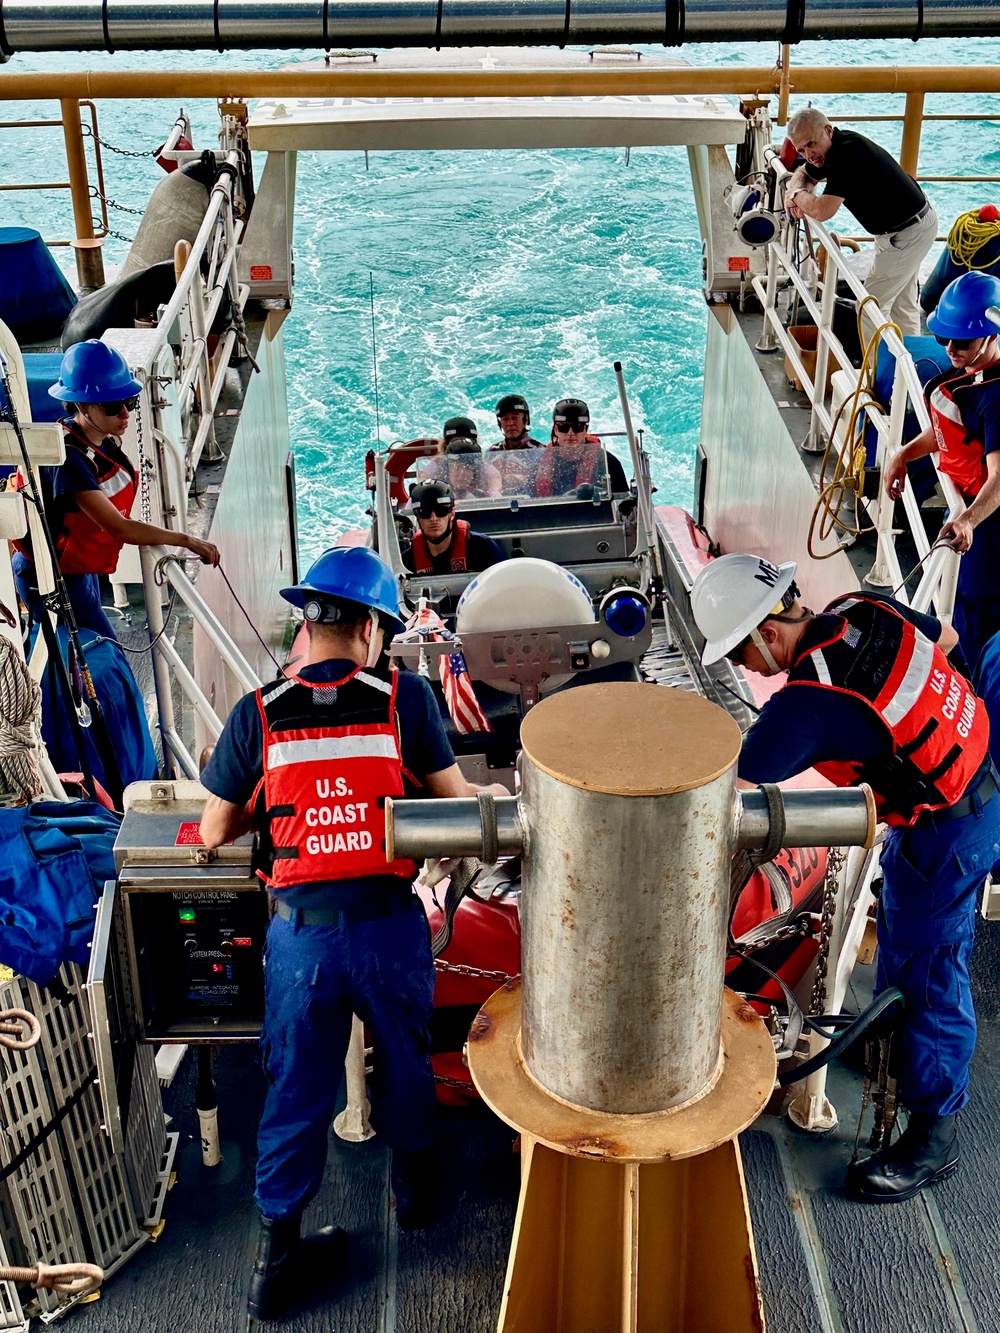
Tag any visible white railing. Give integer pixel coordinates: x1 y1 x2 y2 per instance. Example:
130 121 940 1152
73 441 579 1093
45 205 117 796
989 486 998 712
752 189 964 623
151 151 249 485
141 547 262 780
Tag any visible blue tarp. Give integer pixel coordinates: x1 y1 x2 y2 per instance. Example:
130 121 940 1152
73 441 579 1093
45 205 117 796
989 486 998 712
0 800 119 984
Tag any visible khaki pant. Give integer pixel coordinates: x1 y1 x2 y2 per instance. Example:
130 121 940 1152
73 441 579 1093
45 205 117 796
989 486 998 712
862 203 938 341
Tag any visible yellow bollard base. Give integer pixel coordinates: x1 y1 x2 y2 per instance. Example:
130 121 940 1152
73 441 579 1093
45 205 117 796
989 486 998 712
501 1135 764 1333
467 981 775 1333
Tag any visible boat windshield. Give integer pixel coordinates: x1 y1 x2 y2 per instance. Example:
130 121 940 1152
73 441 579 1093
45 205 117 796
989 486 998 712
411 444 612 508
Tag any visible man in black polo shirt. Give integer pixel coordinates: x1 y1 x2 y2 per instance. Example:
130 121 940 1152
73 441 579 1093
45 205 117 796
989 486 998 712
785 107 937 337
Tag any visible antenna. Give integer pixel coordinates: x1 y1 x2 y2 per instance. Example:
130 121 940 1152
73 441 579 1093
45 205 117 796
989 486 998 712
369 272 382 449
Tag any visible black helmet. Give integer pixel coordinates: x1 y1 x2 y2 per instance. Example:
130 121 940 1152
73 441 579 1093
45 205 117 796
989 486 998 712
553 397 590 429
496 394 530 427
409 478 456 518
443 415 478 442
443 436 481 456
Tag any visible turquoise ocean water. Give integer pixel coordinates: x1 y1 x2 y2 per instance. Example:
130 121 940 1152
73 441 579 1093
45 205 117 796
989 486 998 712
3 37 1000 561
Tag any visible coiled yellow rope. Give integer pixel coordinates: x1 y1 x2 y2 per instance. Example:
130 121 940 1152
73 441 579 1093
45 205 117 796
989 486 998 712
808 297 901 559
946 207 1000 272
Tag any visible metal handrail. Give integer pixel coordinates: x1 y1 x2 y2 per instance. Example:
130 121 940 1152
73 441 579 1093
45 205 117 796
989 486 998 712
751 200 962 622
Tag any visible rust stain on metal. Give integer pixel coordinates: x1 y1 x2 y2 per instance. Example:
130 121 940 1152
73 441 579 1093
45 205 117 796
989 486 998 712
468 1013 492 1042
566 1134 621 1158
743 1257 765 1332
736 1002 759 1024
501 977 520 993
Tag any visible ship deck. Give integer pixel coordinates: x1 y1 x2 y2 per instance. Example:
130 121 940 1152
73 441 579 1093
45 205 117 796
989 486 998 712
62 919 998 1333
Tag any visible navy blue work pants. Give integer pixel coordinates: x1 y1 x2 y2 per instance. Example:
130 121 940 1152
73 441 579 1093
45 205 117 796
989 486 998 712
876 791 1000 1116
12 553 119 641
255 895 437 1221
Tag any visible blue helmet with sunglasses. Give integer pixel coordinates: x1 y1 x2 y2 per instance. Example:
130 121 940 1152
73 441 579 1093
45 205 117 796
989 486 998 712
927 272 1000 346
48 340 143 407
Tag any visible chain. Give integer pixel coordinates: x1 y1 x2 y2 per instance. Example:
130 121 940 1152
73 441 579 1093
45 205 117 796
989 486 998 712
80 124 157 159
809 848 845 1016
134 396 153 524
433 957 515 985
100 225 135 244
738 914 816 954
433 1072 476 1091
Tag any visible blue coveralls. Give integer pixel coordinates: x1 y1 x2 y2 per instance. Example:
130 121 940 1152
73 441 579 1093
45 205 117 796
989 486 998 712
202 658 454 1221
740 596 1000 1117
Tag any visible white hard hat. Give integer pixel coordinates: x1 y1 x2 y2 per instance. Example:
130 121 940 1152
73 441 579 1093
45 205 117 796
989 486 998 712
691 554 799 665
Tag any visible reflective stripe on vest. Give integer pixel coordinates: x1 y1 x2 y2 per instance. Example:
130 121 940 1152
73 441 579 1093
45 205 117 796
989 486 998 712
12 420 137 576
255 664 418 887
410 518 470 574
925 363 1000 499
786 594 988 826
535 436 602 497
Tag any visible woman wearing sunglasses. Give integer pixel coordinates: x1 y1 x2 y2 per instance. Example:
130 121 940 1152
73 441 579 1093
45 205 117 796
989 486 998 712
11 339 218 640
882 271 1000 669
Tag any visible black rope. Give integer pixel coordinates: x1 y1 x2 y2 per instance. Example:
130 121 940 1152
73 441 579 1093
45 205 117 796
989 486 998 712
434 0 444 51
322 0 330 51
0 0 12 60
216 563 284 676
664 0 685 47
0 1071 97 1182
756 782 786 865
560 0 572 48
781 0 806 45
213 0 223 53
101 0 114 53
778 988 905 1086
913 0 924 42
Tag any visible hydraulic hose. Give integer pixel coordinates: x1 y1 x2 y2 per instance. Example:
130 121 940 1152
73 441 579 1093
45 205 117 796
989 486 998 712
778 987 905 1087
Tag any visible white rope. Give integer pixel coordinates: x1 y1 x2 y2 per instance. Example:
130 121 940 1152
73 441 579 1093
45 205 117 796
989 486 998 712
0 636 42 803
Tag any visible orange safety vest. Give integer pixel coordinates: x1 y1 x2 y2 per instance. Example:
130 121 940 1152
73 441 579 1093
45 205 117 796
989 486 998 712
410 518 470 574
784 594 989 826
253 665 419 888
926 363 1000 499
12 418 137 575
535 436 603 497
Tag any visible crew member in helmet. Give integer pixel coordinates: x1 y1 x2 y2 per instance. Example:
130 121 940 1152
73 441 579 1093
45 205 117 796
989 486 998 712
435 436 502 500
883 271 1000 671
691 554 1000 1205
199 546 508 1321
543 398 629 496
11 340 218 639
442 415 479 448
491 394 544 451
402 479 505 576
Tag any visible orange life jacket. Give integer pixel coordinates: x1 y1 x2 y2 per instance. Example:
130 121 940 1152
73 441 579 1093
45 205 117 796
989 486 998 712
253 665 419 888
535 436 603 497
410 518 470 574
926 363 1000 499
12 418 136 575
784 594 989 826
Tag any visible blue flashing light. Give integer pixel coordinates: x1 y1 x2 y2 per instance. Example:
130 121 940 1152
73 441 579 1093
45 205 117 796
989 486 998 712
604 594 648 638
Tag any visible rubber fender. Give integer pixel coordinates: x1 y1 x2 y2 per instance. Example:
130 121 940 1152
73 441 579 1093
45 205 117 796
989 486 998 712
61 260 177 348
118 158 213 281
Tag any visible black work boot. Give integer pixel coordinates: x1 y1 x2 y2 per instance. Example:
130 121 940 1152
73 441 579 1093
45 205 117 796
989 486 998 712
391 1148 436 1230
247 1211 347 1321
846 1112 959 1204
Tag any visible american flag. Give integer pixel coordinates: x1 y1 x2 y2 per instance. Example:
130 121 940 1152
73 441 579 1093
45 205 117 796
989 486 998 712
401 602 493 736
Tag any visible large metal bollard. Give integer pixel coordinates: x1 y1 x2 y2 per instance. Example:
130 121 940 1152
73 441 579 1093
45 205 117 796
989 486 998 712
517 682 738 1113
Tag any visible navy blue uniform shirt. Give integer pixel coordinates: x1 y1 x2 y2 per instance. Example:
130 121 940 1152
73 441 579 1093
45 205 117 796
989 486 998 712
202 658 456 908
739 594 943 784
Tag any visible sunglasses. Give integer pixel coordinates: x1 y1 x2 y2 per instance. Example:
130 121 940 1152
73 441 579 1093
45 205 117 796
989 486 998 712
415 503 454 519
99 396 140 414
934 336 975 351
553 421 587 433
725 636 751 664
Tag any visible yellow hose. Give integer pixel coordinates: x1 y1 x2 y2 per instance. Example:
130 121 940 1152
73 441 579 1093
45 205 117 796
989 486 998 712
808 297 901 560
946 207 1000 271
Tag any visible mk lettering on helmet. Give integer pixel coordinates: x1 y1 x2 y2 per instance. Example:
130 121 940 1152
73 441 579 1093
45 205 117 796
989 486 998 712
754 560 781 587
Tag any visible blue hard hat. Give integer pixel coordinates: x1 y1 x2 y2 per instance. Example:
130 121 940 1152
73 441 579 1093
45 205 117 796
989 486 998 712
927 271 1000 342
48 339 144 403
281 546 406 633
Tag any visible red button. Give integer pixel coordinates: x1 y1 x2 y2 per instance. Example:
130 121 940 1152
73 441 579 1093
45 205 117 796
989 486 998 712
232 937 253 947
